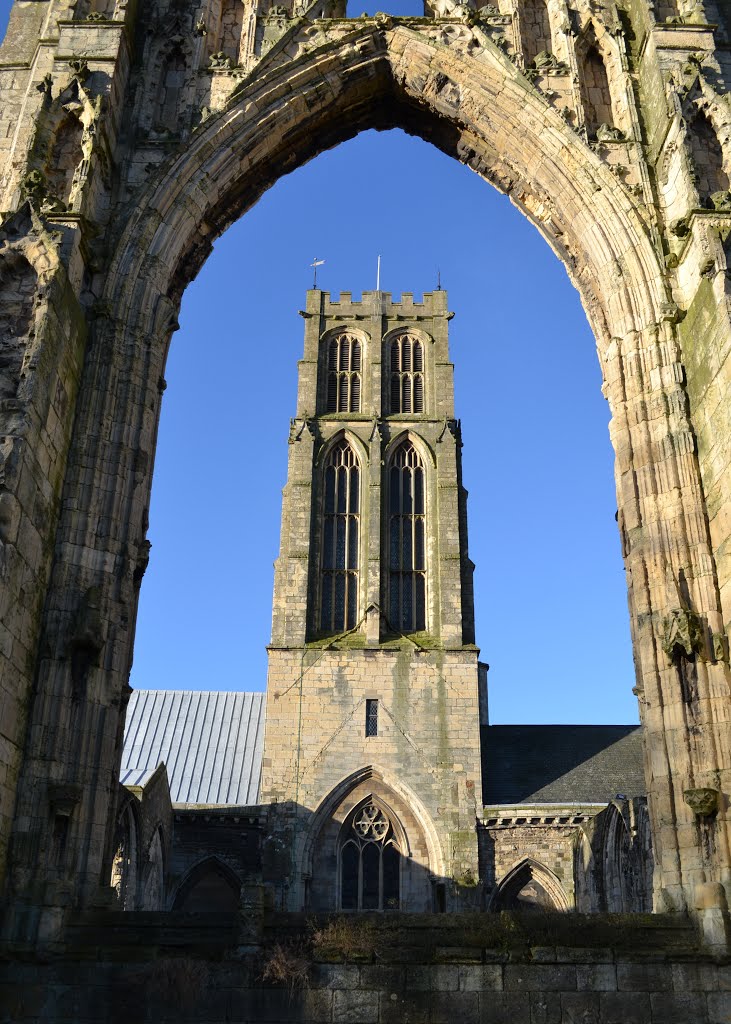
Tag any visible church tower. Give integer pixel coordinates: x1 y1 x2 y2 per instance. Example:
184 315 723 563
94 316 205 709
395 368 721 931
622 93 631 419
261 289 483 912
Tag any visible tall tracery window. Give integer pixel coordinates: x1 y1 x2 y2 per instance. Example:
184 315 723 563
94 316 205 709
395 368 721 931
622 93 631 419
326 333 361 413
320 440 360 632
340 803 401 910
388 441 426 633
389 335 424 414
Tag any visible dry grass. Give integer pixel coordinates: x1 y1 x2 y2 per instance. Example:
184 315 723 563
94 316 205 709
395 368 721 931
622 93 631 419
260 939 312 991
311 917 383 960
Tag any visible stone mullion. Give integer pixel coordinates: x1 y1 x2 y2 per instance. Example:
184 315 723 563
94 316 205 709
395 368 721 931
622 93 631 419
607 321 730 906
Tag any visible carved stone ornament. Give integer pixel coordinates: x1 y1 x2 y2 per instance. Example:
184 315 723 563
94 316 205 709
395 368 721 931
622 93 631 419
683 787 719 817
596 123 625 143
524 51 569 81
712 631 728 663
209 52 233 70
661 607 704 660
67 58 90 82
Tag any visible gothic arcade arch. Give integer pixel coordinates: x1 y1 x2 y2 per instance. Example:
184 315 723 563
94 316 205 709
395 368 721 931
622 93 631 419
301 765 445 911
9 18 730 918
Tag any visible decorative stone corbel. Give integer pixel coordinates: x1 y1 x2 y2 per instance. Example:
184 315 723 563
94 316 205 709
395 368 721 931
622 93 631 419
68 586 106 691
661 607 705 660
683 787 719 817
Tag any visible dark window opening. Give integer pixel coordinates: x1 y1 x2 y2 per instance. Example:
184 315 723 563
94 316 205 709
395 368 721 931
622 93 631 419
366 698 378 736
320 440 360 632
389 334 424 414
388 441 426 632
326 333 361 413
339 803 401 911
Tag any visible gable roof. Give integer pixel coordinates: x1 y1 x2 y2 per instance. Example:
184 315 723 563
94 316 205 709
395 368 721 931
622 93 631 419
481 724 645 806
122 690 265 806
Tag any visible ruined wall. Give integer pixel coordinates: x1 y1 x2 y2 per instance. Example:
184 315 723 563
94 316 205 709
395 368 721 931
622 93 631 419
0 0 730 941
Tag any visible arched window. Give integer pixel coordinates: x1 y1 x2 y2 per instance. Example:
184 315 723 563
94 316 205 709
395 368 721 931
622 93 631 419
580 46 614 138
688 110 730 205
320 440 360 632
388 441 426 633
521 0 552 67
326 333 361 413
389 334 424 414
340 803 401 911
110 803 138 911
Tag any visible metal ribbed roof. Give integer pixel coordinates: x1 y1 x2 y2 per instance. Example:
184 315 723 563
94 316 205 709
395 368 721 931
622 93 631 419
121 690 265 806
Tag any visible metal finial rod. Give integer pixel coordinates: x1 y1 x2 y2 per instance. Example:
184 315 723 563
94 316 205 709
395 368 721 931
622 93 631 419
310 257 325 289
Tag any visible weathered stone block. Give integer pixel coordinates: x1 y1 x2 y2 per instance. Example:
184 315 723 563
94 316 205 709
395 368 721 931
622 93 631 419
598 991 651 1024
504 964 577 992
479 992 531 1024
333 988 379 1023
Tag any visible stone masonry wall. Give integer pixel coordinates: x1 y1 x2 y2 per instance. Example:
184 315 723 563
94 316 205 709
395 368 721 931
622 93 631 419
0 913 728 1023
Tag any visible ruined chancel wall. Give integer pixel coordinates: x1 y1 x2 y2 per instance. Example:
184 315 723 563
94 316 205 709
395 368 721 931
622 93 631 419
0 0 730 947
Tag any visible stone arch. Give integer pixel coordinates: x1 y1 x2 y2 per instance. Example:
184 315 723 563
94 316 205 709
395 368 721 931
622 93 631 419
171 856 241 912
153 44 189 134
315 427 369 468
12 20 729 918
46 114 84 210
686 106 730 207
317 327 369 415
601 801 632 912
302 764 444 911
491 857 570 911
219 0 246 65
519 0 552 66
575 26 624 139
383 429 436 470
110 798 139 910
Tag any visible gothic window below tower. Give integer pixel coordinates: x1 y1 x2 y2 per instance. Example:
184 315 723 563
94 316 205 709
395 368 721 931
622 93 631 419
320 440 360 632
388 441 426 633
326 333 361 413
389 335 424 414
340 803 400 910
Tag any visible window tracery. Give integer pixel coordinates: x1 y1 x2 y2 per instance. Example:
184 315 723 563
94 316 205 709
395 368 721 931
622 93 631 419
389 334 424 414
340 803 400 910
388 441 426 633
326 333 361 413
320 440 360 632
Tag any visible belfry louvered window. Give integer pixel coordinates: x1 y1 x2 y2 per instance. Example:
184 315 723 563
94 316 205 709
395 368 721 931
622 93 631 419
388 441 426 633
320 440 360 632
389 335 424 414
326 334 361 413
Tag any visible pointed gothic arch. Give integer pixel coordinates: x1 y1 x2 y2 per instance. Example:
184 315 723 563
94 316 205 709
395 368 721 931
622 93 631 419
300 764 445 911
171 856 241 912
6 17 729 921
491 857 570 912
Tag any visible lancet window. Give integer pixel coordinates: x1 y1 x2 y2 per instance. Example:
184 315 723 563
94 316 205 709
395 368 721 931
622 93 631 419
389 335 424 414
340 803 400 911
326 333 361 413
320 440 360 632
688 110 730 204
580 46 614 137
388 441 426 633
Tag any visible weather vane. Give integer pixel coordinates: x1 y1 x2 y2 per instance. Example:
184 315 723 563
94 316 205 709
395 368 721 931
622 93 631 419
310 257 325 288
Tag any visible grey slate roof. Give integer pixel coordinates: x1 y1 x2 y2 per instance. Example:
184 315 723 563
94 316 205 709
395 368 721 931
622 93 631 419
481 725 645 806
122 690 265 806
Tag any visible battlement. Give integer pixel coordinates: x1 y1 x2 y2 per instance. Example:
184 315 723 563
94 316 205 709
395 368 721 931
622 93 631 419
305 289 451 318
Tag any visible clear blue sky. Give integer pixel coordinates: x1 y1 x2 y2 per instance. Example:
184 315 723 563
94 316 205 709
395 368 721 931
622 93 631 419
1 2 638 724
